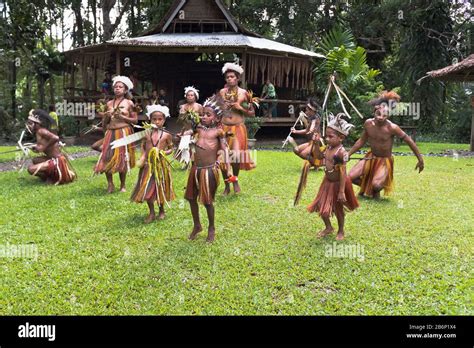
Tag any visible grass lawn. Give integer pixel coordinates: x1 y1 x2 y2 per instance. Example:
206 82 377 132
0 146 90 163
0 149 472 315
391 142 470 154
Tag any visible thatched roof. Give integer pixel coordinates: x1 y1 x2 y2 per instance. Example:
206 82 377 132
426 54 474 82
68 33 322 58
142 0 260 37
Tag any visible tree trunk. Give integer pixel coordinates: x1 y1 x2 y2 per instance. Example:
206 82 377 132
470 96 474 152
92 0 97 43
102 0 131 41
72 0 85 47
49 76 55 108
130 0 135 36
10 59 17 120
38 75 46 109
24 73 32 112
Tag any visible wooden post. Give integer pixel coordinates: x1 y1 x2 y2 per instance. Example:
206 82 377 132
470 95 474 152
154 58 158 91
115 49 121 75
71 64 75 98
93 67 97 92
241 51 247 89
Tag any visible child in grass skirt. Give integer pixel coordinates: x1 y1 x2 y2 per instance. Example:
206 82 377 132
130 105 175 223
308 113 359 240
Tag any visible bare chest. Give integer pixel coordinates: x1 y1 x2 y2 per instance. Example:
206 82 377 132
366 125 393 144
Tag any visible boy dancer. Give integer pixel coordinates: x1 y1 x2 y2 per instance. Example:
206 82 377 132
308 114 359 240
131 105 175 223
26 109 77 185
348 91 424 199
184 96 231 243
94 75 137 193
290 98 324 168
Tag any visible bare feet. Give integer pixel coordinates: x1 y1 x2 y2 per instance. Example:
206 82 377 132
206 227 215 243
223 184 231 196
158 211 166 220
189 225 203 240
144 214 156 224
317 227 334 238
233 182 241 194
336 231 345 240
107 184 115 194
120 186 127 193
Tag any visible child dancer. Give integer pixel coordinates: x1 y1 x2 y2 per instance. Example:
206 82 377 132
308 113 359 240
183 96 231 242
26 109 77 185
130 105 175 223
290 98 324 169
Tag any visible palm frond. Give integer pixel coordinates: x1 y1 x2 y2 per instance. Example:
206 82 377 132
319 26 355 54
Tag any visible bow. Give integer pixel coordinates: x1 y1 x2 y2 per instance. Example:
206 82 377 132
282 111 306 148
15 130 34 171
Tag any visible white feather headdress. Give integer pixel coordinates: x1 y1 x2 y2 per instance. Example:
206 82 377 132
112 75 134 90
327 113 355 136
184 86 199 100
146 104 170 119
203 95 224 118
222 62 244 75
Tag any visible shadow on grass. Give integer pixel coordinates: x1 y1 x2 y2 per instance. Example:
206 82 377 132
356 194 394 205
76 184 114 197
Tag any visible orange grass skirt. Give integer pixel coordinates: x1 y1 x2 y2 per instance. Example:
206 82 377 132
307 176 359 217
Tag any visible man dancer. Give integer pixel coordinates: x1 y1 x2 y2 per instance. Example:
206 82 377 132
348 90 424 199
219 62 255 195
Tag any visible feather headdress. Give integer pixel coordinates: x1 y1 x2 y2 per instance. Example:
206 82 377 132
327 113 355 137
146 104 170 119
112 75 134 90
203 94 224 118
184 86 199 100
27 109 55 130
222 62 244 75
368 90 401 109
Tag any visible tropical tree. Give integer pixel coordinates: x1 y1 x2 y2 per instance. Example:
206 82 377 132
313 26 384 133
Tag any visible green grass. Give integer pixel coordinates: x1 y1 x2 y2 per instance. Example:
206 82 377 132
258 141 470 155
0 151 472 315
0 146 90 163
391 142 470 154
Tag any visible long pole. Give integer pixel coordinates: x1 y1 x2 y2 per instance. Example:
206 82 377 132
470 95 474 152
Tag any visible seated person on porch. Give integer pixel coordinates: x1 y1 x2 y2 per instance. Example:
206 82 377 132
149 90 160 105
101 72 113 95
260 79 277 117
158 89 170 107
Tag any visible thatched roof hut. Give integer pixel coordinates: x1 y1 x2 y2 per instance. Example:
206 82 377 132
426 54 474 82
63 0 324 126
425 54 474 151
